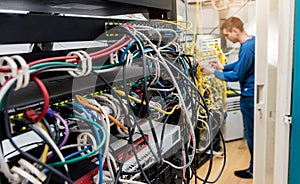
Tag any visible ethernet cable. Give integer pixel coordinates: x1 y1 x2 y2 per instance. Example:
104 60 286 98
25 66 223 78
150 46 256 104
2 91 73 183
67 102 103 184
76 95 128 131
47 115 106 167
135 30 196 169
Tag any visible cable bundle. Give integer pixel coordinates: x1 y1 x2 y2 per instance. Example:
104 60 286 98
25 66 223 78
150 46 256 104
0 20 226 184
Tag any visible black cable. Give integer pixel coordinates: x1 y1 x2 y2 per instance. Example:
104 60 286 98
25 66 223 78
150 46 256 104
122 26 163 161
192 130 227 183
91 69 160 163
114 141 131 184
45 170 54 184
161 54 216 184
41 117 55 141
10 118 72 179
2 85 74 184
52 116 61 145
90 69 162 183
128 127 151 184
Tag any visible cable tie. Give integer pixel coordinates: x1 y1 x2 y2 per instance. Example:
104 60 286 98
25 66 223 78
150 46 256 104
10 55 29 91
18 159 47 182
66 50 91 77
0 56 18 85
110 51 119 64
78 50 92 76
11 166 42 184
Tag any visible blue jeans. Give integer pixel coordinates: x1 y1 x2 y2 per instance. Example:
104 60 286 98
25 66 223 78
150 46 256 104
240 96 254 172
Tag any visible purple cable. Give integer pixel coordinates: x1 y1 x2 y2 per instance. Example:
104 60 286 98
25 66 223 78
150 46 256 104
54 113 70 148
46 108 70 159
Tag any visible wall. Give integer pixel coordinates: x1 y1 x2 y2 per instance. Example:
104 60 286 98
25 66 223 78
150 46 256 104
176 1 291 184
176 0 256 36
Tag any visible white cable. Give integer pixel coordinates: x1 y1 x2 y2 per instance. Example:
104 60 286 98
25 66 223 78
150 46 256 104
60 144 91 150
96 153 116 184
81 98 112 184
135 25 162 47
18 159 47 182
77 132 98 156
105 154 115 181
101 93 129 120
137 31 196 169
32 123 69 172
156 28 179 50
196 118 211 152
41 68 80 72
147 55 160 86
101 93 122 120
94 95 118 118
10 55 29 91
0 56 18 85
93 65 122 73
11 166 41 184
119 179 147 184
0 145 20 184
86 98 111 162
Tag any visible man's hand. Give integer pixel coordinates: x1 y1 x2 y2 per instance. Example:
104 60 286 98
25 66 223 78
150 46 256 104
209 60 224 70
201 64 215 75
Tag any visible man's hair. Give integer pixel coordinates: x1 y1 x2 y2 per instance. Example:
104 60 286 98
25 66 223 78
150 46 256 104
221 17 244 32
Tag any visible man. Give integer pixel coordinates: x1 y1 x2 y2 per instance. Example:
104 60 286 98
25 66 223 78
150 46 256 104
202 16 255 179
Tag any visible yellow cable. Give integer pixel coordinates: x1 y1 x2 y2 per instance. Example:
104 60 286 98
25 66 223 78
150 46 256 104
39 122 49 164
114 89 180 115
153 19 192 32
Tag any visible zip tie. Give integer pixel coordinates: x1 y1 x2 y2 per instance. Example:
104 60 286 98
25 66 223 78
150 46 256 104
66 50 92 77
11 55 29 91
110 51 119 64
0 146 20 184
66 51 86 77
11 166 42 184
127 52 133 66
78 50 92 76
18 159 47 182
0 56 18 85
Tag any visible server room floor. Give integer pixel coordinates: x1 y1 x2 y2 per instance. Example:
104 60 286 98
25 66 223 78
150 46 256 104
192 139 253 184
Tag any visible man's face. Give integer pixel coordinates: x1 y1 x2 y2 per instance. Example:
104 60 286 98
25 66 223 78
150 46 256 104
223 28 239 43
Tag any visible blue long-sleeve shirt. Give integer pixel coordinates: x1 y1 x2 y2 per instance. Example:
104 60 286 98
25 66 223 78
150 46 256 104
214 36 255 97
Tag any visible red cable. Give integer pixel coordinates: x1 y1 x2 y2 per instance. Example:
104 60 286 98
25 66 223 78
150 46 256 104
0 36 132 73
91 38 132 60
30 76 50 122
28 55 78 67
89 34 128 56
0 68 10 72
